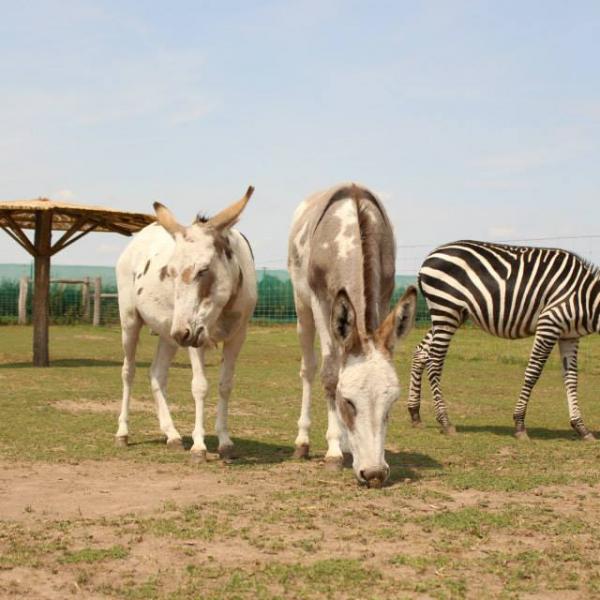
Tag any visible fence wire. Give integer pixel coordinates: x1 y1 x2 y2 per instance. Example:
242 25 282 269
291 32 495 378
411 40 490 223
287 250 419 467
0 270 429 326
2 231 598 327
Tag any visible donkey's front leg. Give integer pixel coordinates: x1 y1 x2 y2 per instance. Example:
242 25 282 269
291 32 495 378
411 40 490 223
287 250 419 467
322 352 344 470
189 346 209 462
216 329 246 459
293 301 317 459
149 338 182 449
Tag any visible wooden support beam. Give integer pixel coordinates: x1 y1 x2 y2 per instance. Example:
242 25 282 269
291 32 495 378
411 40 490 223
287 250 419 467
32 210 53 367
93 277 102 326
50 215 89 254
18 276 29 325
0 212 36 255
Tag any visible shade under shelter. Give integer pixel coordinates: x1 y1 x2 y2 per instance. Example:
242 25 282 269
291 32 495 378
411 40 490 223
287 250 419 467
0 197 155 366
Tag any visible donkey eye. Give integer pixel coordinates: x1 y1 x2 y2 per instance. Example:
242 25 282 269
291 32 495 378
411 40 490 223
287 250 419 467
195 268 208 281
345 399 357 415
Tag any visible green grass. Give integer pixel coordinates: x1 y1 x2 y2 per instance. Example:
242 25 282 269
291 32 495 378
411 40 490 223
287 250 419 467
2 324 600 598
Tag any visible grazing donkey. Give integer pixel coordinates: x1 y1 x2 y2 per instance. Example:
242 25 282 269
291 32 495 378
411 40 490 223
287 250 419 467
115 187 257 461
288 183 417 487
409 240 600 440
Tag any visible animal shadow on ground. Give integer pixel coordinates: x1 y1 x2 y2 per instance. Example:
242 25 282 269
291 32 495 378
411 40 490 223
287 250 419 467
127 435 294 465
458 424 589 441
385 450 443 485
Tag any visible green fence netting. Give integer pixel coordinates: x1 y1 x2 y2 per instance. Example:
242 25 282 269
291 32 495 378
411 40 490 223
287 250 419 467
0 265 430 325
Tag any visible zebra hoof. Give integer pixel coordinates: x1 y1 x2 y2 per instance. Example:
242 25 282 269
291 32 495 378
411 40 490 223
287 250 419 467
441 424 456 435
166 437 184 451
115 435 128 448
218 444 237 460
190 449 207 463
411 420 424 428
324 456 343 471
408 407 422 427
515 430 530 441
293 444 310 460
582 432 596 442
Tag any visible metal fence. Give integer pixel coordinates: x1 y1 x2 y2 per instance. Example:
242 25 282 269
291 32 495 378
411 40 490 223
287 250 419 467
0 268 429 326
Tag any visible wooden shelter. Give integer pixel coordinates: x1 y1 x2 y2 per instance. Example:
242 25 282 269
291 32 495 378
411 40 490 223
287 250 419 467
0 197 155 366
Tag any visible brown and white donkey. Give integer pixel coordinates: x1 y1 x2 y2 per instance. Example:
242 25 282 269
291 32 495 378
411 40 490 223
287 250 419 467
115 187 257 462
288 183 417 487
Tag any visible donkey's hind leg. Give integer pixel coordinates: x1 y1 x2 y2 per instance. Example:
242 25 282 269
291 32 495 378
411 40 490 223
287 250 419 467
115 310 143 447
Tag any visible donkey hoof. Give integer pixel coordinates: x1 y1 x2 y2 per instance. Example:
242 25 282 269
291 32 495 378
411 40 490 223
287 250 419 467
324 456 343 471
515 430 530 441
582 432 597 442
293 444 310 460
115 435 128 448
218 444 237 460
190 449 207 463
441 424 456 435
166 437 184 451
342 452 353 468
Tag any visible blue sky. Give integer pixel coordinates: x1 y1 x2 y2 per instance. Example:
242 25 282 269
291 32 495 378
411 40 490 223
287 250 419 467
1 0 599 273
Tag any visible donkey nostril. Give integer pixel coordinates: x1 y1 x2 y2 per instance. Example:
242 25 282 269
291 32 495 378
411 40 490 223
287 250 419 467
181 328 191 342
359 470 366 481
197 326 205 336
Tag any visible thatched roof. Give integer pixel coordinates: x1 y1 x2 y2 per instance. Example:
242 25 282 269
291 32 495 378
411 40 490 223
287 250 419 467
0 197 155 235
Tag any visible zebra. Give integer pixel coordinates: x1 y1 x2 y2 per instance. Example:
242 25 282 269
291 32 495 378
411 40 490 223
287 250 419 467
408 239 600 441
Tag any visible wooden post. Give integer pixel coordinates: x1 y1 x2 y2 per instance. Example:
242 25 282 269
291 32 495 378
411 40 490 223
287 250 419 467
81 276 90 320
93 276 102 326
18 276 29 324
32 210 52 366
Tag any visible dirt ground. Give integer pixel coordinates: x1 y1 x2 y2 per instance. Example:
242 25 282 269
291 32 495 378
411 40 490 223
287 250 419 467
2 457 600 599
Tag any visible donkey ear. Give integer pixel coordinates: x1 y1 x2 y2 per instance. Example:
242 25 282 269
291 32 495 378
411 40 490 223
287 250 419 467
207 186 254 231
376 286 417 355
331 289 360 354
153 202 184 237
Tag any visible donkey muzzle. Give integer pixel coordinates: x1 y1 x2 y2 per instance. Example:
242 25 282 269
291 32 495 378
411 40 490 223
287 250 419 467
360 466 390 489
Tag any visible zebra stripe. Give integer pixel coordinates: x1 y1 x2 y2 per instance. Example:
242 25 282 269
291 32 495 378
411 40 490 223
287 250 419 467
408 240 600 440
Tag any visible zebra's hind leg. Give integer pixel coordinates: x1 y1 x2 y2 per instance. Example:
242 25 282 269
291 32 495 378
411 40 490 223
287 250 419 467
407 329 432 427
559 338 595 441
425 326 457 435
513 327 558 440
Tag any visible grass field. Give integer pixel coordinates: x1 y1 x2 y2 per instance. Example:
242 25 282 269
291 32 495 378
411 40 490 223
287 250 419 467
2 324 600 599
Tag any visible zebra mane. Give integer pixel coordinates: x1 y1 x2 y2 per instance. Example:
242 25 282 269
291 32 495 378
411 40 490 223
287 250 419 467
580 255 600 279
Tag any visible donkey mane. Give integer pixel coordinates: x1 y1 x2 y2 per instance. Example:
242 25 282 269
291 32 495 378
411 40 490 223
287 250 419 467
314 184 392 335
195 213 210 224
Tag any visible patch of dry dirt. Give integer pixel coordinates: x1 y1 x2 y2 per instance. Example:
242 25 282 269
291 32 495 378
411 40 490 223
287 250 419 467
2 459 600 598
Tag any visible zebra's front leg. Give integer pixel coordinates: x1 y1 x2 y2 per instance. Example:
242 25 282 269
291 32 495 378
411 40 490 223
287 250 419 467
425 327 456 434
215 329 247 460
189 346 209 462
513 330 557 440
559 338 595 441
407 330 432 427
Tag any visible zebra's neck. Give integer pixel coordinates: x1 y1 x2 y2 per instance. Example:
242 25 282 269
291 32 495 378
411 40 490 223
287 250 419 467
593 272 600 333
